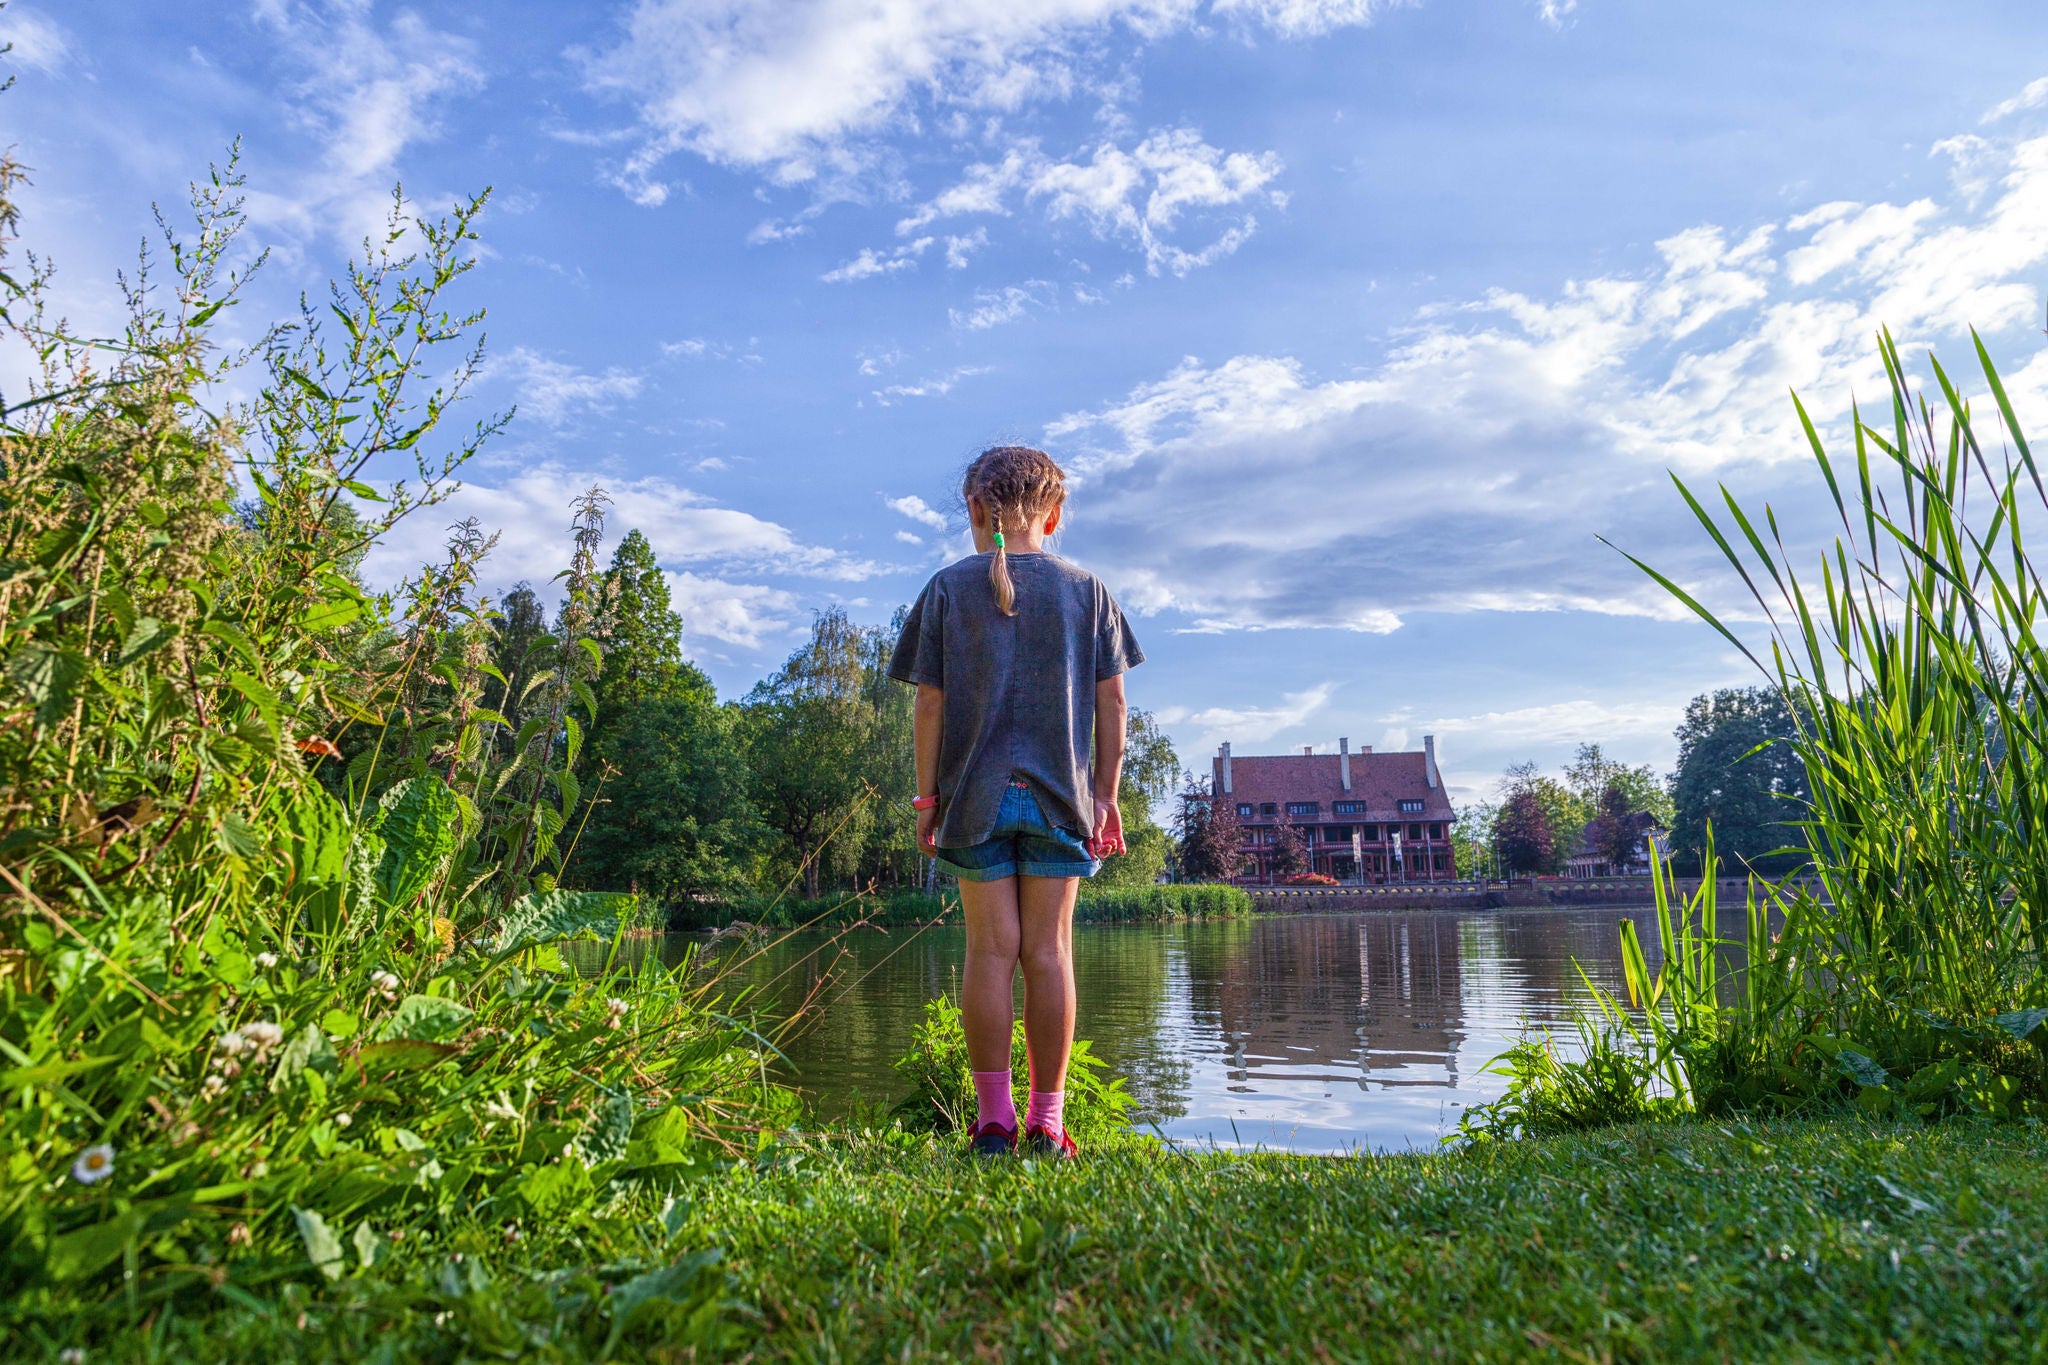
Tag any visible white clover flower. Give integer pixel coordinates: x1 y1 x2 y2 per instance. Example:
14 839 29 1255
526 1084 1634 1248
482 1094 521 1124
369 970 401 993
70 1144 115 1185
60 1350 86 1365
199 1074 228 1101
228 1222 252 1247
606 997 629 1016
243 1021 283 1052
217 1031 249 1057
254 952 279 970
335 1112 352 1128
502 1222 521 1244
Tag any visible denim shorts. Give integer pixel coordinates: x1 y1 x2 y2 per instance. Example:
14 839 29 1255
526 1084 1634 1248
937 778 1100 882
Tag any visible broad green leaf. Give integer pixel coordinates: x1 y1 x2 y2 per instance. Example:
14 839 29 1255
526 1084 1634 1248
7 643 86 726
625 1105 698 1170
1834 1048 1890 1088
491 889 631 955
299 596 363 632
44 1208 146 1283
374 994 473 1043
293 1206 347 1280
516 1154 592 1218
1988 1007 2048 1041
115 617 171 665
320 1008 360 1040
356 1039 462 1074
284 786 351 886
373 777 458 908
577 1089 635 1163
603 1250 726 1353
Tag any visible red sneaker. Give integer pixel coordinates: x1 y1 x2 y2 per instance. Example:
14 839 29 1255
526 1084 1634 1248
1023 1125 1078 1159
966 1119 1017 1158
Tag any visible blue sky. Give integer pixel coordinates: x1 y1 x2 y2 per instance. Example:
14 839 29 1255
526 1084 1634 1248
9 1 2048 804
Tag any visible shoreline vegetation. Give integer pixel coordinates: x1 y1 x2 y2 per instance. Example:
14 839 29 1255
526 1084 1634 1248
669 882 1255 933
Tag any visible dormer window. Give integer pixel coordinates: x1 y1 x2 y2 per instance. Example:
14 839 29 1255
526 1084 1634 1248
1398 799 1424 814
1259 803 1278 817
1286 802 1318 817
1236 804 1253 818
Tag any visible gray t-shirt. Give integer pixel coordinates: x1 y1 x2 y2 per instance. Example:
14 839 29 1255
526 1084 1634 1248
887 551 1145 848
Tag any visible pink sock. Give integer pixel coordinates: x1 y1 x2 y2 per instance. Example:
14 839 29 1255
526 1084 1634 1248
1024 1089 1066 1137
971 1071 1016 1132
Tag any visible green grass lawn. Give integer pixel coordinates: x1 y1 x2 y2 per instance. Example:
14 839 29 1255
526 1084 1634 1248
17 1119 2048 1362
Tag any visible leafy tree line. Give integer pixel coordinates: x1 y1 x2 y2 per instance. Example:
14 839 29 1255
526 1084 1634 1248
1454 692 1809 879
452 528 1185 910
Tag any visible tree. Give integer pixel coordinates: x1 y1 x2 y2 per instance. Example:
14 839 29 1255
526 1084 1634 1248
569 691 755 905
1563 742 1673 826
1498 761 1578 874
743 609 881 899
593 529 704 713
1494 789 1556 877
485 582 549 728
1453 800 1499 879
1175 776 1244 882
1270 815 1309 878
1581 783 1640 872
1669 687 1810 874
1095 708 1179 886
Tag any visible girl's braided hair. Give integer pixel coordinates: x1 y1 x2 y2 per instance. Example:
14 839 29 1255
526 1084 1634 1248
963 445 1067 616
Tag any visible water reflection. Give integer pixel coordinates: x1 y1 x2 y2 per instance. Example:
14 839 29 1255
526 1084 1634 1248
627 905 1735 1154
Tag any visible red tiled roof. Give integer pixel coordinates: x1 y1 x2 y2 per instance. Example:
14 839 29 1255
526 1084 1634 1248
1211 750 1456 823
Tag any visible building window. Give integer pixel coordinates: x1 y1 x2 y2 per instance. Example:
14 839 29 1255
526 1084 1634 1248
1360 824 1378 841
1286 802 1318 817
1327 826 1352 842
1409 823 1423 840
1334 801 1366 815
1398 799 1424 814
1260 803 1278 817
1236 804 1253 818
1431 823 1445 840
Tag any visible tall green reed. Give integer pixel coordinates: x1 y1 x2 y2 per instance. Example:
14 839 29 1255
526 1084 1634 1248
1472 329 2048 1136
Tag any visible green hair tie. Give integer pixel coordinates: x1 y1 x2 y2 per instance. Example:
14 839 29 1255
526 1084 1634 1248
991 531 1005 549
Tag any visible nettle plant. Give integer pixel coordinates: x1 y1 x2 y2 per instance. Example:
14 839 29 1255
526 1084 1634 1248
0 159 785 1323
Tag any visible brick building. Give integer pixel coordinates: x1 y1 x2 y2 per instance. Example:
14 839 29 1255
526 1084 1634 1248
1211 737 1459 884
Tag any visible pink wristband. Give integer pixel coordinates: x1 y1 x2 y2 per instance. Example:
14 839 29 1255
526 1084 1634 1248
911 794 939 811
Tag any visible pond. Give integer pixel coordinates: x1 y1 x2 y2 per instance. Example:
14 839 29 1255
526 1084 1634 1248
630 905 1719 1154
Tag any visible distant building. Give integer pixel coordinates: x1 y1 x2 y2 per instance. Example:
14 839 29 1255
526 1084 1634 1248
1562 812 1666 878
1212 737 1459 884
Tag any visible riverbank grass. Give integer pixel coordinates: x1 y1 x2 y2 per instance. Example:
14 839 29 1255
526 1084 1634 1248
21 1117 2047 1361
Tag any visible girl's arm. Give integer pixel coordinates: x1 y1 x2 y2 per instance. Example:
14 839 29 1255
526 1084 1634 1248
914 683 944 856
1090 673 1128 858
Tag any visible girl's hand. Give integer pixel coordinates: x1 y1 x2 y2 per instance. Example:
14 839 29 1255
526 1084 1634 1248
1089 797 1125 859
917 803 940 858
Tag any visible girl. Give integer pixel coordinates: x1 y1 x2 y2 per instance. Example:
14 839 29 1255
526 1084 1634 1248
886 445 1144 1158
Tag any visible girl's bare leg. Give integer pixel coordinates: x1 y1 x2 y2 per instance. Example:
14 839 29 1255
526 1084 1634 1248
1016 874 1080 1092
958 876 1022 1073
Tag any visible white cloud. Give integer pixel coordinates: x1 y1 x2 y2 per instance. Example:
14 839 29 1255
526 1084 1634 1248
1984 76 2048 124
821 236 933 282
493 347 643 425
245 2 485 246
361 462 882 596
897 127 1282 275
950 280 1053 329
871 364 992 405
0 6 70 73
665 570 801 650
857 348 904 375
1155 683 1335 746
1418 699 1682 748
1208 0 1396 38
944 228 990 269
1046 125 2048 637
886 494 950 531
894 530 925 545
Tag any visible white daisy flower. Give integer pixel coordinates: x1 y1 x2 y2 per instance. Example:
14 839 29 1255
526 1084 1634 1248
70 1143 115 1184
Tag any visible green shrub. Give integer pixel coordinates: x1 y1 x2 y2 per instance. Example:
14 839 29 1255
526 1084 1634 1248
1076 883 1253 923
890 997 1133 1143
